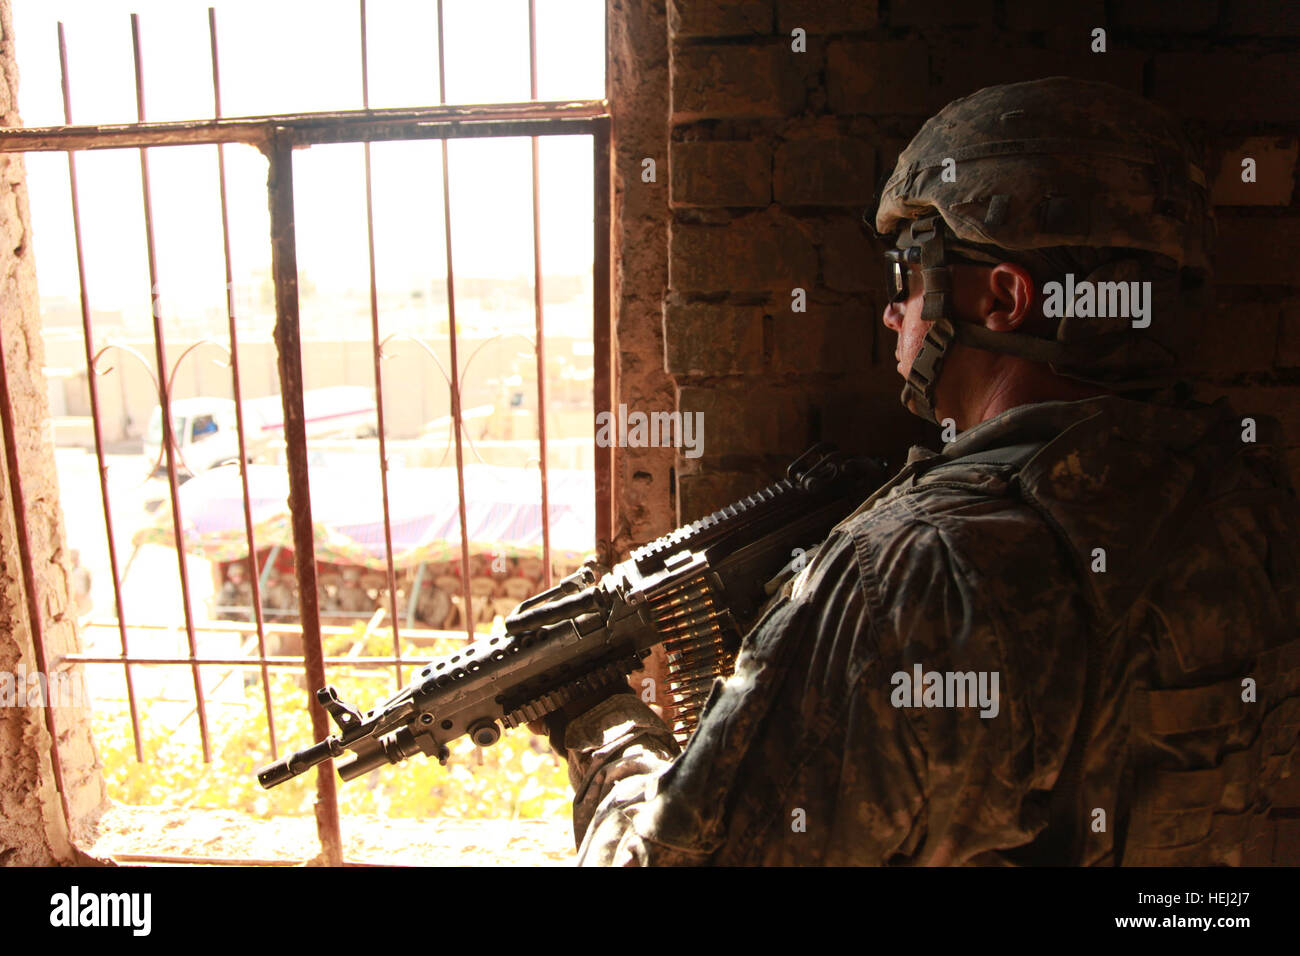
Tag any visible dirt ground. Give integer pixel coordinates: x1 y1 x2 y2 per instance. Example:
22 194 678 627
77 803 578 866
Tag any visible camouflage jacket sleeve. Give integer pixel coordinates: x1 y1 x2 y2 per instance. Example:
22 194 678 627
563 491 1090 865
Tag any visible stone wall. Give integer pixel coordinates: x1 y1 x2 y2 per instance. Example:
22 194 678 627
609 0 680 554
0 0 104 866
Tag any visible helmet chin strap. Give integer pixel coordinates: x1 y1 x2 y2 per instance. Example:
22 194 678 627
899 216 957 424
894 217 1186 423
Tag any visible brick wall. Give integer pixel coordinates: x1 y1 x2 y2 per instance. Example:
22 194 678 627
606 0 1300 526
665 0 933 518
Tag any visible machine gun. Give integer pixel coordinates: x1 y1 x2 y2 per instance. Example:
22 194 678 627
256 444 886 789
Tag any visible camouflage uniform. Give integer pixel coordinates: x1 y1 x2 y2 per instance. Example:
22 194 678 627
416 584 453 629
217 575 252 622
560 79 1300 865
564 394 1300 864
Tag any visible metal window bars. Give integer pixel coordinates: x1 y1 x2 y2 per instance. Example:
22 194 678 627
0 1 612 866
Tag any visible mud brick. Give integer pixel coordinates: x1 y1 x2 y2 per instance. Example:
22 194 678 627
678 384 812 457
668 0 772 37
929 48 1145 113
770 302 873 374
827 40 931 116
822 214 884 293
663 299 766 376
1223 0 1300 35
618 299 666 359
1287 449 1300 491
672 44 806 120
1182 299 1281 376
1274 299 1300 368
1212 216 1300 286
776 0 878 33
1005 0 1104 33
774 136 875 205
1113 0 1218 32
671 140 772 207
891 0 996 28
1200 386 1300 447
671 210 819 293
1210 137 1298 207
1151 53 1300 123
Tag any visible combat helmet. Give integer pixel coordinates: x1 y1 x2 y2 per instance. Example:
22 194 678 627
873 76 1216 423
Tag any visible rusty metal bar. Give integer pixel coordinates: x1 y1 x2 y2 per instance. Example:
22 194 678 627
0 102 607 153
76 618 449 637
528 0 554 590
130 14 212 762
592 118 613 567
209 6 279 759
0 296 74 838
57 22 144 763
266 127 344 866
62 653 426 669
435 0 477 643
358 0 405 685
112 852 305 866
298 116 601 147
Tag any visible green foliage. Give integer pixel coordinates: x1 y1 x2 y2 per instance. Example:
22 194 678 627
93 636 572 821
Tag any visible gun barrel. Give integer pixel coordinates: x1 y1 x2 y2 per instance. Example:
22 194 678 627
256 736 339 789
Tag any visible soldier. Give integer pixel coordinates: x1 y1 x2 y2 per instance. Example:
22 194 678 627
335 567 374 615
263 568 298 621
216 562 252 622
317 579 340 617
415 577 455 630
543 77 1300 865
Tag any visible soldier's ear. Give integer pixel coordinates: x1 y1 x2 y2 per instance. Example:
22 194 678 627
980 262 1036 332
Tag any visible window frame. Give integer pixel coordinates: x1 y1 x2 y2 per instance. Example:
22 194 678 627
0 10 612 866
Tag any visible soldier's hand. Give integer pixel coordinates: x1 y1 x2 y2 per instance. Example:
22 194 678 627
526 677 631 756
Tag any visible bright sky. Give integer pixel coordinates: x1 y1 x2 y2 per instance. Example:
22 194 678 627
12 0 604 317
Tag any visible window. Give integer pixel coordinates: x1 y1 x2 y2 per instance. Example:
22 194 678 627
190 414 217 441
3 0 609 865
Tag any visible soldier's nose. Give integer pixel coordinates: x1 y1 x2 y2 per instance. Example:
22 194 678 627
882 301 904 332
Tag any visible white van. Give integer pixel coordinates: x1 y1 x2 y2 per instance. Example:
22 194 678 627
144 387 378 476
